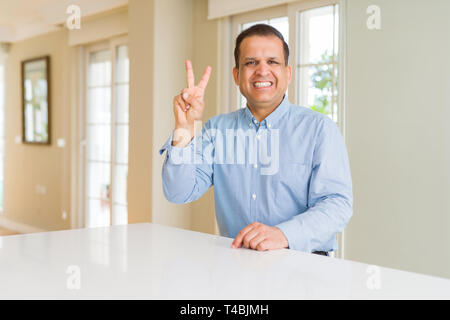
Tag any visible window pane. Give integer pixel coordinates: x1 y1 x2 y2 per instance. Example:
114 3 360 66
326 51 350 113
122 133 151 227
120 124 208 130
87 124 111 162
298 65 333 118
87 162 110 200
115 45 129 83
85 44 129 228
297 5 339 123
88 50 111 87
115 124 129 164
242 20 268 30
87 87 111 124
268 16 289 43
87 198 110 228
113 164 128 206
334 5 339 58
298 6 336 65
114 84 129 123
332 64 338 122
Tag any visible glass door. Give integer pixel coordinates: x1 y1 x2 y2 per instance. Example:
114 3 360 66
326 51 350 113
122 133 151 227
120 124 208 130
84 37 129 228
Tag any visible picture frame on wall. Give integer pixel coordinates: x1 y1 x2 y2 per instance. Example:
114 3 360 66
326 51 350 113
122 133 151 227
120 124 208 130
21 55 51 145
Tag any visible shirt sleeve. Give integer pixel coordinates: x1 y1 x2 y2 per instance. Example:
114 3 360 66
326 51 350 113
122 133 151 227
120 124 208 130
159 121 214 204
276 117 353 252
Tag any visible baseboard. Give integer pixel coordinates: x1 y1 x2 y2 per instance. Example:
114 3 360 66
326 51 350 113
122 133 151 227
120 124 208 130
0 215 47 234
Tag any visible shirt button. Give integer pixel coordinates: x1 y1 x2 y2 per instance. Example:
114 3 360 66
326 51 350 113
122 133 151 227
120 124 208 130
249 123 253 127
253 164 258 169
256 135 260 140
253 119 258 124
268 124 272 128
252 193 257 200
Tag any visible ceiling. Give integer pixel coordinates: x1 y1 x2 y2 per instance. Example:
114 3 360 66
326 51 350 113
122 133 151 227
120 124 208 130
0 0 128 43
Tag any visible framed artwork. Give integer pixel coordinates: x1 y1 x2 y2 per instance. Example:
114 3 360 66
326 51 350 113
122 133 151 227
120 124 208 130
21 56 51 144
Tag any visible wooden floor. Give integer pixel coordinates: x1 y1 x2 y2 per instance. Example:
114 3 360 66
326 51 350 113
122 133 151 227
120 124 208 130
0 227 19 236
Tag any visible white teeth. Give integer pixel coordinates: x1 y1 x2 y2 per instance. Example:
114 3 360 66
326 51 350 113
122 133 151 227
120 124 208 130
254 81 272 88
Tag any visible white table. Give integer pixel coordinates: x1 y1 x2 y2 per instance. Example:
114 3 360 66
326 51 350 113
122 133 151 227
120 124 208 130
0 223 449 299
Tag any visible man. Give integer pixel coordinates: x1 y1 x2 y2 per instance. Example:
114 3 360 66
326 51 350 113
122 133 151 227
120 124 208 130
159 24 353 255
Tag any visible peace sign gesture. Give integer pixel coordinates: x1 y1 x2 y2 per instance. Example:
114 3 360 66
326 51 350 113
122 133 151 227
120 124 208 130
172 60 211 147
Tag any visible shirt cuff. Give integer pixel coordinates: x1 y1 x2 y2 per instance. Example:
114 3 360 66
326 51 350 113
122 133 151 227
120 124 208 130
276 218 311 253
159 131 196 164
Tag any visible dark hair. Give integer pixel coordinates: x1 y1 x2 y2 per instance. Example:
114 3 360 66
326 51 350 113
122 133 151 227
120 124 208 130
234 24 289 68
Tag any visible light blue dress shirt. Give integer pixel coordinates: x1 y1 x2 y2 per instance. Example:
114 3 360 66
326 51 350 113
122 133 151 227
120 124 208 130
159 96 353 253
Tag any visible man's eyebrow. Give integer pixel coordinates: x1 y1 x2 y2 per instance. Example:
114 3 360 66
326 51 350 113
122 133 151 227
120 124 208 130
243 57 281 60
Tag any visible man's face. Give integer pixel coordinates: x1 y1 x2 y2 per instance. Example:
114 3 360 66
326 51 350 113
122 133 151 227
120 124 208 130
233 35 291 110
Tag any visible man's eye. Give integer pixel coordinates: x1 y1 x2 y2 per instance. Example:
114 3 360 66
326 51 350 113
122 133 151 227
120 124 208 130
268 60 278 64
245 61 256 66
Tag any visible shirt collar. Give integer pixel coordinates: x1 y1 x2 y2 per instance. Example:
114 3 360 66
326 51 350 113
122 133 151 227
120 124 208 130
243 95 290 128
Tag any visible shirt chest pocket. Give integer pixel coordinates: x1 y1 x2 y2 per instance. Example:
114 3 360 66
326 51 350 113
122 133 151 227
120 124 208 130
274 163 310 204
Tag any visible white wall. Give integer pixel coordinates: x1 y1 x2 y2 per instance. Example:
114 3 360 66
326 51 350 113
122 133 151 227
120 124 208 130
344 0 450 279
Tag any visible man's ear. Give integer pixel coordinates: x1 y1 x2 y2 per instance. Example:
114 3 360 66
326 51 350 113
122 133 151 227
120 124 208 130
287 65 292 84
232 67 239 85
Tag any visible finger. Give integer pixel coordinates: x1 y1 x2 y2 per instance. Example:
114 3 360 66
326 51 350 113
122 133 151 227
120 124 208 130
249 235 266 250
256 240 269 251
185 60 195 89
176 95 188 111
243 229 260 249
180 89 191 110
232 223 258 248
197 66 212 90
181 88 195 103
182 92 202 111
174 95 187 112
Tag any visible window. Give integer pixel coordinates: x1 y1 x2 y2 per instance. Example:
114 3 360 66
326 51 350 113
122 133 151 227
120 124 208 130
297 4 339 123
84 38 129 228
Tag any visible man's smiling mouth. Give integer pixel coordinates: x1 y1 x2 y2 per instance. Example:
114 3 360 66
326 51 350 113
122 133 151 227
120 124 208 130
253 81 273 88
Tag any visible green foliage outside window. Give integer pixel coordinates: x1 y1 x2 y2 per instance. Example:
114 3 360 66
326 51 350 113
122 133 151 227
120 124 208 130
309 51 336 117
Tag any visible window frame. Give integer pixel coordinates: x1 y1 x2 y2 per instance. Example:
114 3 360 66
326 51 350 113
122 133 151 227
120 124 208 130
81 35 129 228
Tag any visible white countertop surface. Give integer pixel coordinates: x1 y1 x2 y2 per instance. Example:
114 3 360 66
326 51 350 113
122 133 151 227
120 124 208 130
0 222 449 299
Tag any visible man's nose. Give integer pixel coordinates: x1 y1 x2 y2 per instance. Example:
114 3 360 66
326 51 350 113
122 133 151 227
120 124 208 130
255 61 270 76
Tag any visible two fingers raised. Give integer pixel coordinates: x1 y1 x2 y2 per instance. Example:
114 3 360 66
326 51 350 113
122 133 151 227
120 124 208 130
185 60 212 93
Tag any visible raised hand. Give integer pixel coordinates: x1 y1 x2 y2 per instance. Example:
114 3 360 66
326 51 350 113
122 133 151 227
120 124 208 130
172 60 211 147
